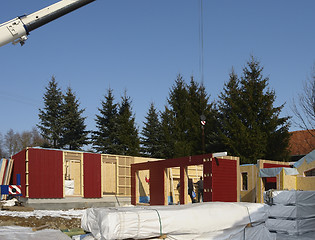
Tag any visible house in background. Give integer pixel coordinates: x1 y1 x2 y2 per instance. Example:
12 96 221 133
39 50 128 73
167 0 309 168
289 129 315 161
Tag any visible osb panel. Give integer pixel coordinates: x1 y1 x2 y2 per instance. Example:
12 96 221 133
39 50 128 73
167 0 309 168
297 176 315 190
64 151 82 161
103 162 116 194
281 173 296 190
137 169 150 197
69 160 82 195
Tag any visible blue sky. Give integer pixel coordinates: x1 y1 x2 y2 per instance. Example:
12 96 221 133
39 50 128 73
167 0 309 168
1 0 314 136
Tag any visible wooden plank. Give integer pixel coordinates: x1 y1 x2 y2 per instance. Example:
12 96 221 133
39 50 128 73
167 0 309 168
103 162 116 194
4 159 14 185
0 159 7 185
70 160 82 196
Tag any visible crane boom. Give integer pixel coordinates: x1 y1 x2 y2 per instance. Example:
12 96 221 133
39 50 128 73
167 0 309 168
0 0 96 47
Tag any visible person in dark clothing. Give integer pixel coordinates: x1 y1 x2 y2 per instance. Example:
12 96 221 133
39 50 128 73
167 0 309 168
197 176 204 202
188 178 196 203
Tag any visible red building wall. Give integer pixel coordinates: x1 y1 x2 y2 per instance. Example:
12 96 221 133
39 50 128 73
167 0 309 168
83 153 101 198
28 148 63 198
12 149 26 197
212 158 237 202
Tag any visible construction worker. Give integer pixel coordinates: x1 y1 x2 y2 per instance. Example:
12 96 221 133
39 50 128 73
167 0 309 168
197 176 204 202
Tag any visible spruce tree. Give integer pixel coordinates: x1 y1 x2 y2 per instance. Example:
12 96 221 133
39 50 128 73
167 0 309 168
217 57 290 163
160 106 175 158
165 74 192 157
161 74 216 158
187 77 218 154
38 76 63 148
61 87 88 150
93 88 120 153
116 92 140 156
141 103 163 158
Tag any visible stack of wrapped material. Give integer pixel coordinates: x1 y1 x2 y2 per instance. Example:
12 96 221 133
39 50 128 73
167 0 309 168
81 202 275 240
265 190 315 240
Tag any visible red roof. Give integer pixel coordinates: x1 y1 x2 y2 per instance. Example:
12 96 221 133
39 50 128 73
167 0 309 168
289 130 315 156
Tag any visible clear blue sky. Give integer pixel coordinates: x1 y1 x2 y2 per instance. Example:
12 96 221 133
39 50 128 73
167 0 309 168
1 0 314 136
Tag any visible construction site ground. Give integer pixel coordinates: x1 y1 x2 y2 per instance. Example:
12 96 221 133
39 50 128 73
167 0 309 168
0 214 81 230
0 202 84 234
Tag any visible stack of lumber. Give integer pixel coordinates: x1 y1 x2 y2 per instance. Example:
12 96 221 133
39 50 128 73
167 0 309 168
265 190 315 240
81 202 275 240
0 158 14 199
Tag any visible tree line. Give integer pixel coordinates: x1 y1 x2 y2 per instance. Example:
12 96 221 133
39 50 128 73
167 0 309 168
2 57 308 164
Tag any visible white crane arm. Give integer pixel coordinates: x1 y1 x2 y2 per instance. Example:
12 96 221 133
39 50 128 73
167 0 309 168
0 0 95 47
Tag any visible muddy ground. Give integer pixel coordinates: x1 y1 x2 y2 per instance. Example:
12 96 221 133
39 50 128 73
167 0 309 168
0 202 83 230
0 215 81 230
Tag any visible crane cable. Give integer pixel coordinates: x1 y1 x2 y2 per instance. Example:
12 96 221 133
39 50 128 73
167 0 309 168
199 0 204 84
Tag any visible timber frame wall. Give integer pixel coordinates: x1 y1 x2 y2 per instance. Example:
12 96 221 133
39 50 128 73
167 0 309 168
131 154 240 205
12 148 157 199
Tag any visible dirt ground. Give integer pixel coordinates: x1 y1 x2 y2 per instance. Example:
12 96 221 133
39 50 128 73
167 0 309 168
0 215 81 230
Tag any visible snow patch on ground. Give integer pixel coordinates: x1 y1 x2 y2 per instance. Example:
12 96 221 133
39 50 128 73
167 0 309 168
0 209 85 219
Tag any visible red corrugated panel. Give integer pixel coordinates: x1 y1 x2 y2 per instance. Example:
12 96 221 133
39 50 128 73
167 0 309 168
263 163 290 183
28 148 63 198
212 158 237 202
83 153 101 198
12 149 26 197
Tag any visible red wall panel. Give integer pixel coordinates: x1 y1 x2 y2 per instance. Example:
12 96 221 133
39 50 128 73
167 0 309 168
28 148 63 198
212 158 237 202
149 166 165 205
83 153 101 198
12 149 26 197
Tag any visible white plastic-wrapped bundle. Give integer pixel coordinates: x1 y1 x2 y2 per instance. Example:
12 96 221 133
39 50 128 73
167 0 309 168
64 180 74 195
81 202 269 240
265 190 315 205
268 204 315 219
276 231 315 240
265 190 315 239
155 223 276 240
266 218 315 235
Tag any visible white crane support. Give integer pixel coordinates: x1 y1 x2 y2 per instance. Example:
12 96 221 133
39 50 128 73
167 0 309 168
0 0 96 47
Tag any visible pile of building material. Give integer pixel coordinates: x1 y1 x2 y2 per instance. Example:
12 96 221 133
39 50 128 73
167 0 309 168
265 190 315 240
81 202 275 240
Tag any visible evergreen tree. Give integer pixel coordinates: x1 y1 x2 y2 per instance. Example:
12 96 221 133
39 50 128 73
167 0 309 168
93 88 120 153
160 74 215 158
116 92 140 156
217 57 290 163
165 74 192 157
141 103 163 158
37 76 63 148
61 87 88 150
187 77 219 155
160 106 175 158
